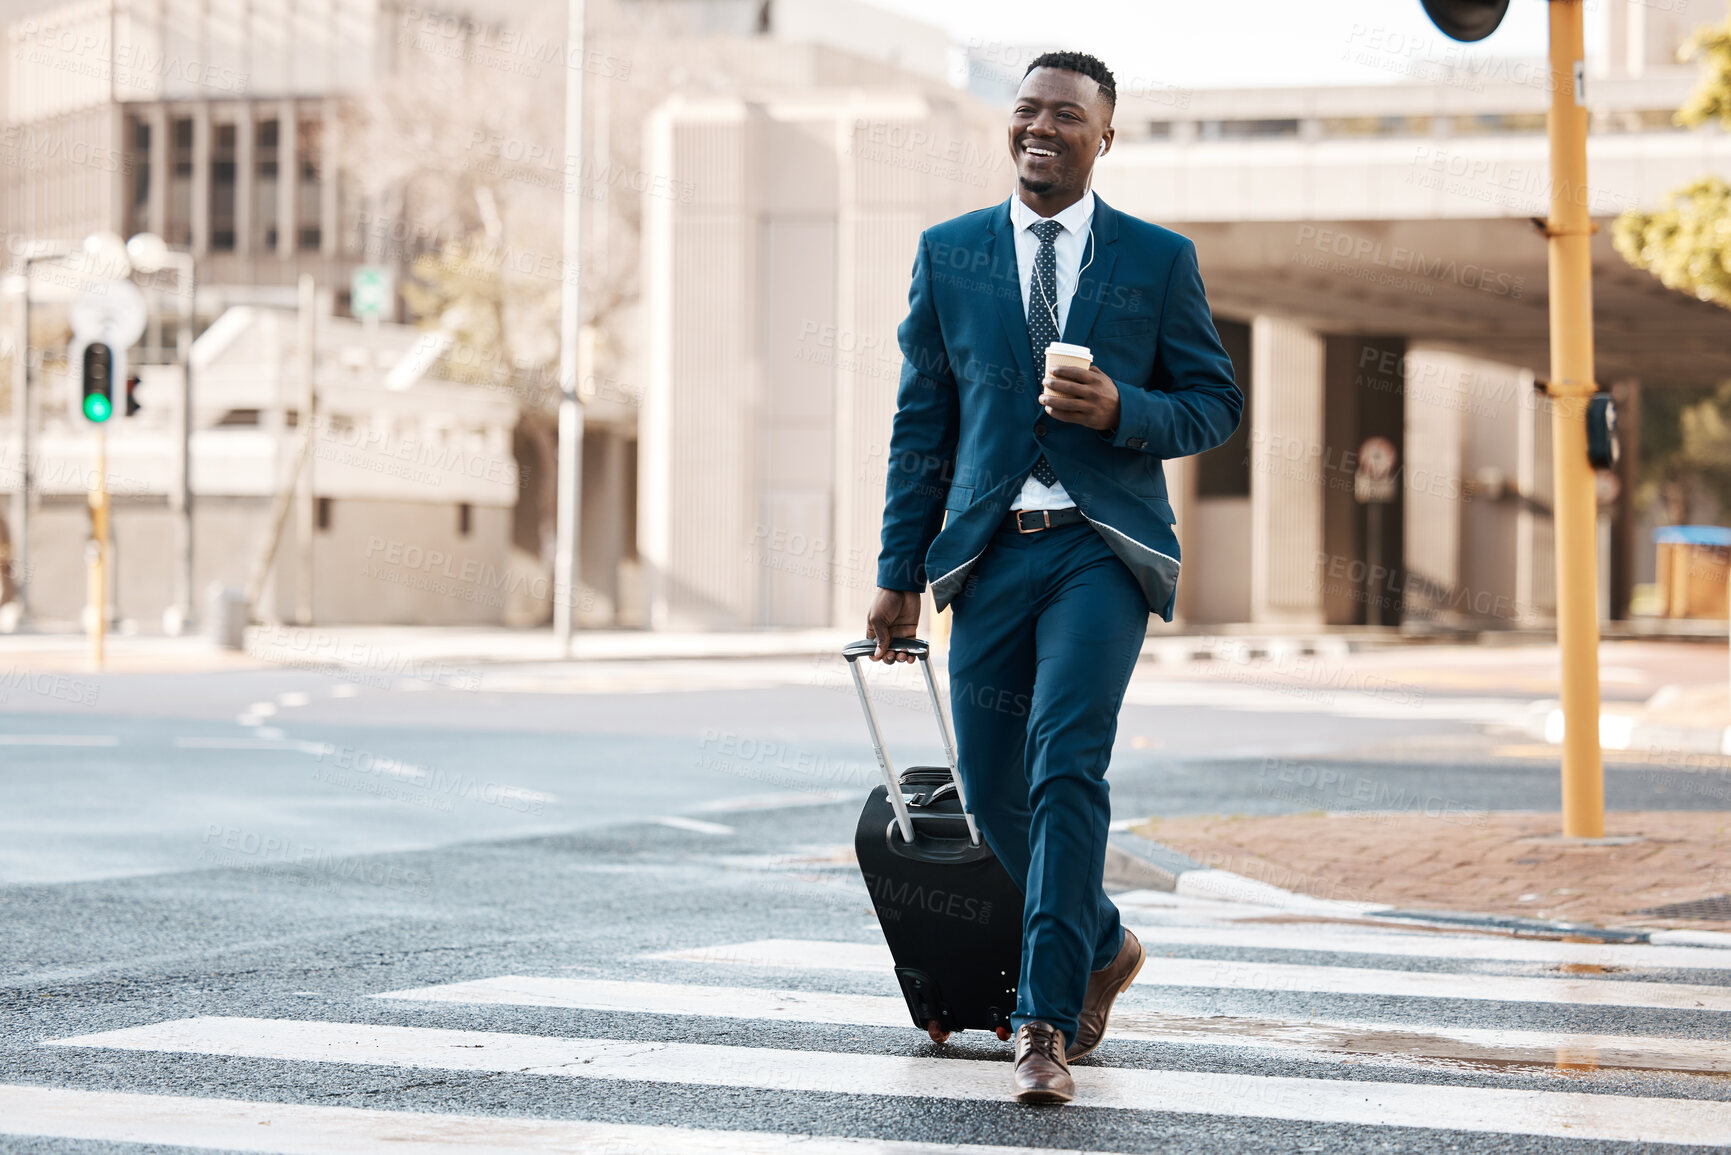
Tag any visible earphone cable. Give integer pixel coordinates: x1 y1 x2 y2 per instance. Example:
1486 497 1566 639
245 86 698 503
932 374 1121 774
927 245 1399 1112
1034 223 1096 338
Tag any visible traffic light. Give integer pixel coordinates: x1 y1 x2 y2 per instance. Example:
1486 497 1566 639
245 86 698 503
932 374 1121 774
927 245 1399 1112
70 335 130 425
1419 0 1510 42
81 341 115 423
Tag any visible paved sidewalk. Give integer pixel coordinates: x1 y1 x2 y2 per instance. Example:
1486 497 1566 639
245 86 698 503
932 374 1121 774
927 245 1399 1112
1133 810 1731 932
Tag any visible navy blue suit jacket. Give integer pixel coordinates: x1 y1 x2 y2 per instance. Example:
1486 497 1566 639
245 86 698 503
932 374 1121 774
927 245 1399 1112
875 195 1243 620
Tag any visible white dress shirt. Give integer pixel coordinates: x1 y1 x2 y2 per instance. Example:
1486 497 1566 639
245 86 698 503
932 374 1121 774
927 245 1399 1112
1009 190 1094 512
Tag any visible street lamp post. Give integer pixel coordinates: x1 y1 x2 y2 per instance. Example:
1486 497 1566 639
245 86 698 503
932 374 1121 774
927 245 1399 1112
7 241 78 627
553 0 589 653
126 232 197 634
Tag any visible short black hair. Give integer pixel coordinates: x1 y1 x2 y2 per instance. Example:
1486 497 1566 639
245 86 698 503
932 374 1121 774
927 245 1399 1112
1023 51 1116 111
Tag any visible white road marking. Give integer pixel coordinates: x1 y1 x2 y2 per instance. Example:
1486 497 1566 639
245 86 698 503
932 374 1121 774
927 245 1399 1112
655 939 1731 1011
277 692 312 708
651 816 736 836
374 975 1731 1073
328 684 363 698
375 976 898 1022
1123 923 1731 972
173 738 327 754
46 1016 1731 1146
694 789 857 812
0 735 118 746
0 1085 1070 1155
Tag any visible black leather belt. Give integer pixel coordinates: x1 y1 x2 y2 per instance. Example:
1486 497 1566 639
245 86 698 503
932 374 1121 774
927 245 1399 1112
1002 507 1088 534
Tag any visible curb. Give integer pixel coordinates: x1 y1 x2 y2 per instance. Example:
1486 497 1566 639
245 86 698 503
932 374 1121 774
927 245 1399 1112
1106 827 1731 947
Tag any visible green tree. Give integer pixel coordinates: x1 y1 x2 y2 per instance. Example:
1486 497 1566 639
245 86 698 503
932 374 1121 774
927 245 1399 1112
1639 382 1731 525
1612 17 1731 306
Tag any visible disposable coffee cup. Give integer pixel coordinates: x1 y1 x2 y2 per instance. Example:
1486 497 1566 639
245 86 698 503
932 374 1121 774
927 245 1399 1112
1044 341 1092 378
1043 342 1092 403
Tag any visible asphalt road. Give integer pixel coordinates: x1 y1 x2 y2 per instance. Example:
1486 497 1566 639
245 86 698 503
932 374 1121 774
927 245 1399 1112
3 653 1729 1152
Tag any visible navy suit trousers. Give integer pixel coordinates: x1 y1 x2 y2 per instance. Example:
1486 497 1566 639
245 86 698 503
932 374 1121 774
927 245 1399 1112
946 520 1148 1042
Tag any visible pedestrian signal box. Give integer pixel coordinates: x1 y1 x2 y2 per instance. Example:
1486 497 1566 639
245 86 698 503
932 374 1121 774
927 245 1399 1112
1587 394 1619 470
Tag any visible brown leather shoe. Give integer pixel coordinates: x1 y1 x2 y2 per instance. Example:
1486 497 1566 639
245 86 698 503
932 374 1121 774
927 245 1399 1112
1067 927 1146 1060
1012 1021 1075 1104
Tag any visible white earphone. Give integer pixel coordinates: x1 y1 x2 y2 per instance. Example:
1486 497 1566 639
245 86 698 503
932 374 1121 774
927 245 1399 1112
1097 141 1105 156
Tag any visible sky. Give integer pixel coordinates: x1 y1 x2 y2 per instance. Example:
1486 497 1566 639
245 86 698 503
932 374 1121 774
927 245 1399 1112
864 0 1565 90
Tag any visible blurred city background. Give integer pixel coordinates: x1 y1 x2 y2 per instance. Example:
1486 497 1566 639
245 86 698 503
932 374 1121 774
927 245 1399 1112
3 0 1729 642
8 3 1731 1151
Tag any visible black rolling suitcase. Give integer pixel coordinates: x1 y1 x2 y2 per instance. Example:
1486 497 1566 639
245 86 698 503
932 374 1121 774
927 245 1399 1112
844 636 1023 1043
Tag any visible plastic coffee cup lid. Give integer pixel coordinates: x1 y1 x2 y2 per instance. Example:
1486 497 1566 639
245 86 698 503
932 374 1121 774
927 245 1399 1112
1046 342 1092 360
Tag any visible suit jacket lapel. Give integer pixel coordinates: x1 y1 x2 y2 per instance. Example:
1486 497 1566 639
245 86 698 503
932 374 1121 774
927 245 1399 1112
986 200 1038 391
1061 195 1119 348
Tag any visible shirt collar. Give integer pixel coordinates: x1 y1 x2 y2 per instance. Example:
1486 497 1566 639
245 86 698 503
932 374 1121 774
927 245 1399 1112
1011 190 1095 237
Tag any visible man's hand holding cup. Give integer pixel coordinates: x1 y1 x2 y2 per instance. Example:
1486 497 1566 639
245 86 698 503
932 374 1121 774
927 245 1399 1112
1040 342 1120 433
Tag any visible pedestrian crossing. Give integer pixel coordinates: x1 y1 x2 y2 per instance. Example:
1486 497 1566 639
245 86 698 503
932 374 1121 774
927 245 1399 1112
37 1014 1731 1145
13 908 1731 1152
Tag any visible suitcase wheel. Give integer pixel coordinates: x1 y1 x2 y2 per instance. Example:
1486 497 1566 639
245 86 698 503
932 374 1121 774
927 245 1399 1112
925 1018 951 1044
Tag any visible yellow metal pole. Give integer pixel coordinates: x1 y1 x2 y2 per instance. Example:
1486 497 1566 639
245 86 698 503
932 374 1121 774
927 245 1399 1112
88 426 108 670
1545 0 1604 838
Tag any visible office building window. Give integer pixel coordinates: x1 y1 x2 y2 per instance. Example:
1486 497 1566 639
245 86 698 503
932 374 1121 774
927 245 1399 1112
1198 118 1300 141
1195 318 1253 498
167 116 194 246
1319 116 1434 138
297 116 321 250
127 117 151 237
211 122 237 251
1448 113 1547 136
255 118 279 250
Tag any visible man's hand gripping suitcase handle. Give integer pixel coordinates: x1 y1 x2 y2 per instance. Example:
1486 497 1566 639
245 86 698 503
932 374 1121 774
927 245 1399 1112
863 588 923 663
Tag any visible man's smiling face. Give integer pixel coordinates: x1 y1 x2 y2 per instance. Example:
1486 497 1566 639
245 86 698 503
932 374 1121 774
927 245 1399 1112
1008 66 1114 200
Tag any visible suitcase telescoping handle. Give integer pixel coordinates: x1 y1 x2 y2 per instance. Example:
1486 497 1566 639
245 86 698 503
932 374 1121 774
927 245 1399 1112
842 637 980 848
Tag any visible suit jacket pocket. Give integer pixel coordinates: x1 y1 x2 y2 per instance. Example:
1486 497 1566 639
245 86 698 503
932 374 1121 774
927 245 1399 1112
1099 316 1153 338
944 485 974 512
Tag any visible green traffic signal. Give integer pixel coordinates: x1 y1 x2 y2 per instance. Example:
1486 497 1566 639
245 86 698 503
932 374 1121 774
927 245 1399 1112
81 341 115 424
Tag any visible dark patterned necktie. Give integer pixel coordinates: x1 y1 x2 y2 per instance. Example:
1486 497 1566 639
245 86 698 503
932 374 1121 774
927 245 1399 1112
1027 218 1063 488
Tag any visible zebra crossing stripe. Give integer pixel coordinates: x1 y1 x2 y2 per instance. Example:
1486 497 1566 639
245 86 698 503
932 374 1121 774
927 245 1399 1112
1122 923 1731 971
377 976 906 1025
0 1084 1080 1155
44 1016 1731 1145
373 976 1731 1074
654 939 1731 1011
375 974 1731 1072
